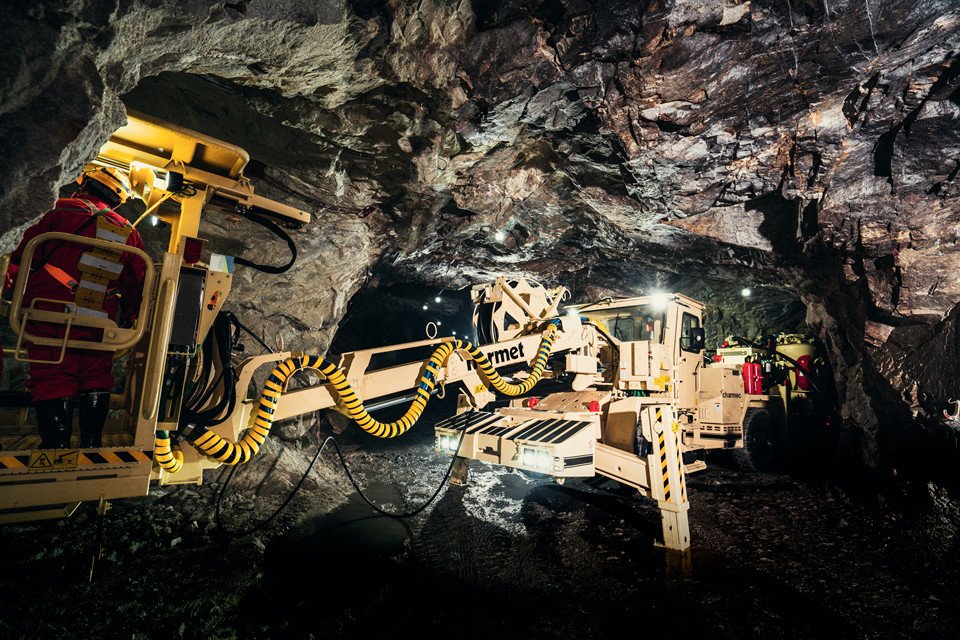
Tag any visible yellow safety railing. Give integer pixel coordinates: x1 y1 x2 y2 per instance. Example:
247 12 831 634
7 232 156 357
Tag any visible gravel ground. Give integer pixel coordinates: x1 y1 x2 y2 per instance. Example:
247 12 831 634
1 410 958 640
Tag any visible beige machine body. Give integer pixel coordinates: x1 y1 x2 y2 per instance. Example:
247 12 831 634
431 292 787 551
0 115 817 555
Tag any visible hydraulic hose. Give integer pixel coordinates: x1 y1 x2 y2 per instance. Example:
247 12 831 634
154 431 184 473
182 312 238 428
184 319 561 466
232 209 298 275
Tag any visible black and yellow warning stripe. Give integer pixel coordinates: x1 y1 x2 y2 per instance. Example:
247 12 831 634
658 431 671 501
0 449 151 470
654 407 674 502
676 429 686 503
653 408 687 505
182 320 562 467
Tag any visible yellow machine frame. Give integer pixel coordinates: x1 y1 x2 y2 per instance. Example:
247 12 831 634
0 112 309 521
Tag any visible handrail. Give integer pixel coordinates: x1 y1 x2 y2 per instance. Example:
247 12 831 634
0 254 9 288
13 298 74 364
0 253 10 320
8 232 156 352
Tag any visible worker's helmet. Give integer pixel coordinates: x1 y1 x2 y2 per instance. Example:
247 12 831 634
77 166 132 204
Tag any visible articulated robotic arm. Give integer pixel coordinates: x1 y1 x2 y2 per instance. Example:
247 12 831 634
151 277 597 482
209 278 597 448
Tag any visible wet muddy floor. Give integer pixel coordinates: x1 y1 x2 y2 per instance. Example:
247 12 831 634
1 416 958 640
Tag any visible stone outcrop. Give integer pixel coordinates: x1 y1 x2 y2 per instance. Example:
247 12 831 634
0 1 958 472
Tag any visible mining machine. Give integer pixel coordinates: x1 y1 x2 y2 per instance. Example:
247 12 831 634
0 114 826 552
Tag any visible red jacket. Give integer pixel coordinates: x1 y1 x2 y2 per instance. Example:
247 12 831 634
9 196 146 334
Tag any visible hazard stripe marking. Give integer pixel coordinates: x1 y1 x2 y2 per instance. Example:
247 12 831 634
676 441 686 503
0 456 28 469
657 428 671 501
550 421 591 444
436 411 498 432
563 454 593 467
0 450 152 472
99 451 123 464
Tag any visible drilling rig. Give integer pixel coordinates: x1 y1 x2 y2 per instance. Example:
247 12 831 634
0 114 826 552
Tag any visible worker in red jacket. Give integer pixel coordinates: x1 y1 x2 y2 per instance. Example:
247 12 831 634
8 166 146 449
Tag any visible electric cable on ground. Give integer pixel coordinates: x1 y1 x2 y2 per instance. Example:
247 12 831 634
214 415 467 537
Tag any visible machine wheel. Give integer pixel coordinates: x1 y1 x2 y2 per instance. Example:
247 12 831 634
737 408 778 472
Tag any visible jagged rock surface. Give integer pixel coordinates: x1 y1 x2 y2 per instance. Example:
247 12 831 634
1 0 959 471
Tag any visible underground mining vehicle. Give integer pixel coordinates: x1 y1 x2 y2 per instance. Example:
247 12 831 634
432 292 828 550
0 112 824 554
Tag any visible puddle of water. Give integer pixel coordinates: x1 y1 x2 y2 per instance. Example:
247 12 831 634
275 483 412 559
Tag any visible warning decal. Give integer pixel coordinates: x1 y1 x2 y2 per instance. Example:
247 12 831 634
1 449 152 472
28 449 79 470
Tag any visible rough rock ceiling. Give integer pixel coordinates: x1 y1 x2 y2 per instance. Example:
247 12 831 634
1 0 958 471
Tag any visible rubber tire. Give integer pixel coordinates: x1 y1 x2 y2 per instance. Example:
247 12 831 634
737 408 778 472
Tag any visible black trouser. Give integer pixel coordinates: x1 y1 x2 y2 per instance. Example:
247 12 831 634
36 388 110 448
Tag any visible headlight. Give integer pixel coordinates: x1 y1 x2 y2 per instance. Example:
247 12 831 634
522 448 536 467
437 434 459 452
536 450 550 470
522 447 551 470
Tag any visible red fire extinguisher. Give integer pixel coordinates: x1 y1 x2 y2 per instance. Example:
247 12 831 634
795 354 813 391
742 362 763 395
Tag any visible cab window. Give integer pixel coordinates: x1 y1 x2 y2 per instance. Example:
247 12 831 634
583 304 665 343
680 312 702 352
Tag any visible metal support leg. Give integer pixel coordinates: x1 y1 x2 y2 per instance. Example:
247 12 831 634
645 404 691 552
88 497 111 583
450 456 470 486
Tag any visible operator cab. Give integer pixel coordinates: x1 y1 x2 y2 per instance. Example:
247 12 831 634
567 293 704 399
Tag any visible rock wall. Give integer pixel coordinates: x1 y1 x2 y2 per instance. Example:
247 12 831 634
0 1 958 472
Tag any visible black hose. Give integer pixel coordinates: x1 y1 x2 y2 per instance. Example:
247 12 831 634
183 328 214 411
181 311 273 431
222 310 272 354
232 208 298 274
331 427 466 519
584 320 616 347
214 414 466 537
181 313 238 428
181 312 270 436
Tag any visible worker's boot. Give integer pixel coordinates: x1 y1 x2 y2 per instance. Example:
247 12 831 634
36 397 74 449
78 389 111 448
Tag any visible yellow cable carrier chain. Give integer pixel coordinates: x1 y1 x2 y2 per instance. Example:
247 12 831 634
154 320 561 471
